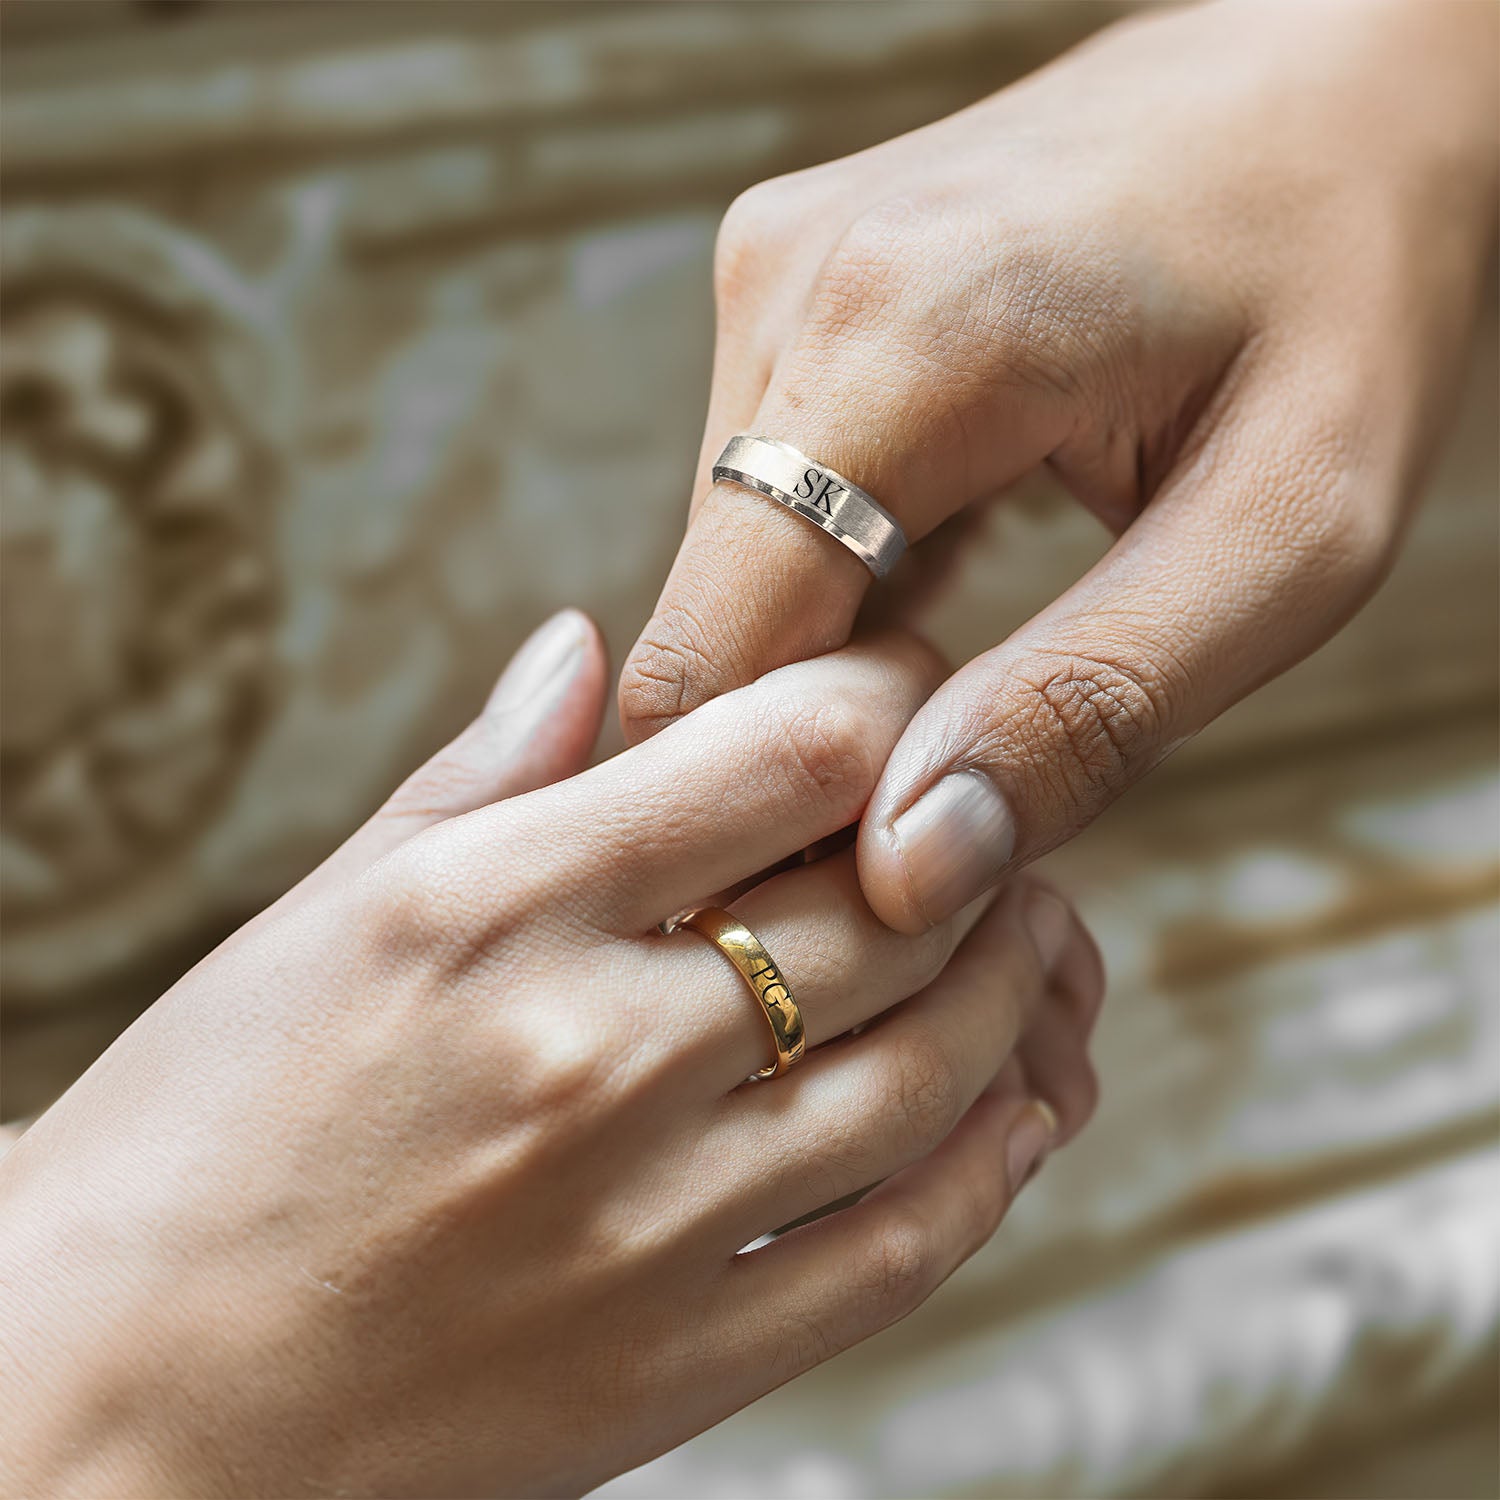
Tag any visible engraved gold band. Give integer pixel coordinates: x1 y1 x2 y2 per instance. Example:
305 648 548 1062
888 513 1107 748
676 906 807 1080
712 434 907 578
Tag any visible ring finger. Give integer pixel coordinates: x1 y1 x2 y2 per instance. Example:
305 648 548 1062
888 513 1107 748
665 848 992 1090
706 879 1095 1240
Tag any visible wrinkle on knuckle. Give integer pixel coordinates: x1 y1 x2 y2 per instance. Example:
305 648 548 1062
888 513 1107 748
621 578 767 738
983 230 1104 398
1226 415 1394 637
765 697 879 814
790 1154 849 1217
1008 650 1169 803
619 620 713 737
769 1311 840 1382
1285 475 1392 602
805 200 918 337
796 1110 877 1201
855 1211 935 1327
883 1030 961 1154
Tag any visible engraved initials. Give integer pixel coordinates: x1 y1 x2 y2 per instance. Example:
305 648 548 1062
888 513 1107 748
750 962 790 1010
792 466 843 515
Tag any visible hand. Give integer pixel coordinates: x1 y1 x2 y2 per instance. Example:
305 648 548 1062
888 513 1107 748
619 0 1498 932
0 613 1103 1499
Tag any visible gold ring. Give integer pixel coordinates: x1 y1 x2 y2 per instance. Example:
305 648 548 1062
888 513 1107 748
676 907 806 1080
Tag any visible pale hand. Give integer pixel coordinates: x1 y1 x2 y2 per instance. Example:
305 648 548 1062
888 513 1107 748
0 614 1102 1498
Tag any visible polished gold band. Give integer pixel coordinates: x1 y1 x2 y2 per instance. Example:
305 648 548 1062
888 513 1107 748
677 907 806 1080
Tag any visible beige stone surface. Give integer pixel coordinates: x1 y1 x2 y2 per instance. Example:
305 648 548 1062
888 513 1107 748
2 3 1496 1496
0 0 1130 1095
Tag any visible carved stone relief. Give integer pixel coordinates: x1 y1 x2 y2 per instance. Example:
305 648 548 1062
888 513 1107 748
1 207 278 923
1 6 1496 1497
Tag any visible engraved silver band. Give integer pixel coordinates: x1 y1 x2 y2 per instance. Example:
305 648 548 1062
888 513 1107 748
712 435 907 578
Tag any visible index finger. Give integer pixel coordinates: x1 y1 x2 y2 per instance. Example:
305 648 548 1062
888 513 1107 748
481 632 945 934
618 261 1068 744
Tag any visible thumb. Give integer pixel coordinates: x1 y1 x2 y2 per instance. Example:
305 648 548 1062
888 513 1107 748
858 381 1396 931
376 607 606 832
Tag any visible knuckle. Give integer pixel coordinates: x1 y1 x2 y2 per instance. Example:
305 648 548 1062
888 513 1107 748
787 1153 849 1217
618 615 711 740
855 1211 937 1326
1008 649 1169 805
883 1029 961 1152
1254 417 1395 601
360 829 473 958
806 200 918 333
792 1101 879 1202
714 179 791 301
766 698 880 813
769 1312 840 1382
1289 481 1392 600
986 231 1099 396
509 1014 620 1122
360 820 532 974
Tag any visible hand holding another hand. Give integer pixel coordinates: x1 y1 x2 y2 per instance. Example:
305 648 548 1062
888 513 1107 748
0 618 1101 1499
621 0 1497 931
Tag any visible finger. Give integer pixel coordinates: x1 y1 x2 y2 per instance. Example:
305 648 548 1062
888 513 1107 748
299 610 606 897
859 374 1397 930
689 165 886 519
668 849 991 1089
1012 994 1100 1148
721 1086 1058 1390
1057 915 1107 1038
1025 880 1107 1039
487 631 946 933
687 317 774 520
379 610 605 830
715 880 1088 1234
618 213 1076 744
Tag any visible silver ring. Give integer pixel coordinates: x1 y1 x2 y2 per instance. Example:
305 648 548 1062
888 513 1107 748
712 435 907 578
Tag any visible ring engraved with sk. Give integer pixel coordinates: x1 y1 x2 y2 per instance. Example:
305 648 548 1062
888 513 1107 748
712 434 907 578
675 907 807 1080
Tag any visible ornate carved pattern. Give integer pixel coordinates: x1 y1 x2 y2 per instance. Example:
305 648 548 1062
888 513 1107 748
1 208 278 917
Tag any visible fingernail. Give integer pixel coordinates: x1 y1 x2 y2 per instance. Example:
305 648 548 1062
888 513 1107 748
1022 886 1072 973
888 770 1016 925
1005 1099 1057 1190
486 609 588 723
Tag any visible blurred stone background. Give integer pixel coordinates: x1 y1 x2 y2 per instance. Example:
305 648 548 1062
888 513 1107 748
2 3 1496 1497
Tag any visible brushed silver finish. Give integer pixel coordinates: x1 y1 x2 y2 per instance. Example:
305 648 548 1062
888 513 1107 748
713 434 907 577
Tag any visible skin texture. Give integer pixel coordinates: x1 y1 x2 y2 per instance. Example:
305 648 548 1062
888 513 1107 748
618 0 1500 933
0 615 1103 1499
